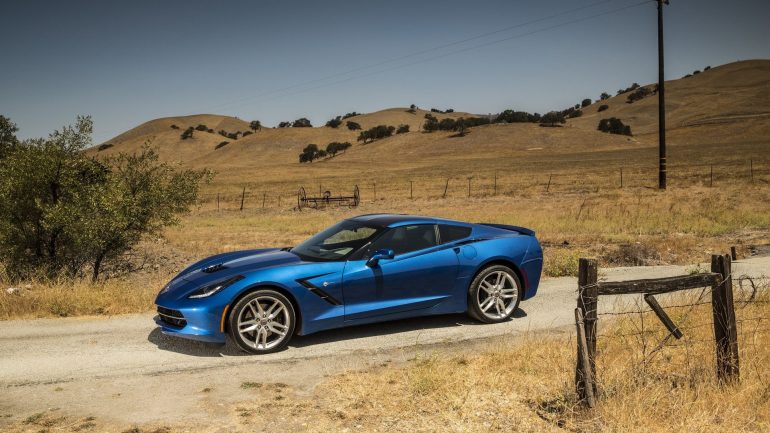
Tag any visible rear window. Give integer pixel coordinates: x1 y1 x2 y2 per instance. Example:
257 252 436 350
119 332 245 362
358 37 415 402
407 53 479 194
438 224 472 244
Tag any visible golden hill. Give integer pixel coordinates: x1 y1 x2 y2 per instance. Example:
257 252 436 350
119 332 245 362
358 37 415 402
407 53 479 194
95 60 770 196
569 59 770 145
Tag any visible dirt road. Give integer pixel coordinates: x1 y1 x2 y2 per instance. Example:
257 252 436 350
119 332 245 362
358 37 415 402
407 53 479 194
1 257 768 427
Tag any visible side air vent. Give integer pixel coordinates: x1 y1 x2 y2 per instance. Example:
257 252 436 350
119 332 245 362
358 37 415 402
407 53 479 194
201 263 227 273
297 279 342 306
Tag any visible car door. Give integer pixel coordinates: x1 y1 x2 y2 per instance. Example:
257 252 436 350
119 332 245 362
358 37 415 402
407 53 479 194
342 224 460 322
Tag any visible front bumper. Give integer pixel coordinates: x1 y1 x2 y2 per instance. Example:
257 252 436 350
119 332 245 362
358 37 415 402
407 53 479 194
153 304 228 344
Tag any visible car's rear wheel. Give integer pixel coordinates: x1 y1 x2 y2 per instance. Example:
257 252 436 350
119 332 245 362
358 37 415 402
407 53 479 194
228 289 295 354
468 265 522 323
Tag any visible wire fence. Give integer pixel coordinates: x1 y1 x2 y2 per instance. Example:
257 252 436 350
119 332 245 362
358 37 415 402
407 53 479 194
196 158 770 212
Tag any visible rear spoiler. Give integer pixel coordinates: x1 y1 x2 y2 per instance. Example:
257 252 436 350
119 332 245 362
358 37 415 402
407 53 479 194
478 223 535 237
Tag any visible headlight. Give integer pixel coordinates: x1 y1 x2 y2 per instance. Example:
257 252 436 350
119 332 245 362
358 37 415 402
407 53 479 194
188 275 244 299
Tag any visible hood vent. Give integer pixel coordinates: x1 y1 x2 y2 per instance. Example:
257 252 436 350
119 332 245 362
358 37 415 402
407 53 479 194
201 263 227 273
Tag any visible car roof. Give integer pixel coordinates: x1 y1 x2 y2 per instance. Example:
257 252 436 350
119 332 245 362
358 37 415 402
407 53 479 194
348 213 467 228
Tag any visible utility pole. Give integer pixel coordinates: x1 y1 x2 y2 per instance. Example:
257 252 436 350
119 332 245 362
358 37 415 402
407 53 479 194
657 0 669 190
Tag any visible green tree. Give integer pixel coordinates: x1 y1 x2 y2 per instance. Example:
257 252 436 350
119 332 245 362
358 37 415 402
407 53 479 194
292 118 312 128
346 121 361 131
325 116 342 128
540 112 566 127
0 115 20 159
0 116 207 281
396 124 410 134
298 143 319 162
181 127 194 140
249 120 262 132
581 98 592 108
599 92 611 101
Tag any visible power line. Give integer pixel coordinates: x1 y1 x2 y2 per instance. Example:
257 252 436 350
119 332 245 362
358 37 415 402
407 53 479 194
199 0 634 113
215 0 651 112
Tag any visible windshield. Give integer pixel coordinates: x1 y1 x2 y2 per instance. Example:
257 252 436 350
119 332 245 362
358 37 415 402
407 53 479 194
291 220 382 261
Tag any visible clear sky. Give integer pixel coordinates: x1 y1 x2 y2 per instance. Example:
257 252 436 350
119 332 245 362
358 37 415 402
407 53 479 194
2 0 769 144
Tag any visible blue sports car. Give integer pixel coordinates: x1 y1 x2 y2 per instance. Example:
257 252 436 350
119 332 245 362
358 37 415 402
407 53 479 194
154 214 543 354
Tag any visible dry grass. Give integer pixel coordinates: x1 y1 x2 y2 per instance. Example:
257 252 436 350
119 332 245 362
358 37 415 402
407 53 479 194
219 287 770 433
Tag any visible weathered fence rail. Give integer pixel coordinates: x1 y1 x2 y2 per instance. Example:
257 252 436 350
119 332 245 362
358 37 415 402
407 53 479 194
575 254 741 407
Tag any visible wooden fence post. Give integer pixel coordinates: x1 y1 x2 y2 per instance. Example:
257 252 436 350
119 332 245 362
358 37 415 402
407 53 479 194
750 159 754 182
494 171 498 195
576 258 599 400
410 181 413 199
575 308 596 408
467 177 472 198
730 246 737 261
217 193 220 211
546 174 553 192
710 165 713 187
262 192 266 209
711 254 740 383
373 182 377 201
240 187 246 211
442 179 449 198
620 168 623 188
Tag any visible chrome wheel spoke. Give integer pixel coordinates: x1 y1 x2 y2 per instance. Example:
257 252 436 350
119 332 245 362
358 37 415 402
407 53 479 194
480 297 495 312
268 322 287 336
477 270 518 320
240 323 258 333
238 295 291 351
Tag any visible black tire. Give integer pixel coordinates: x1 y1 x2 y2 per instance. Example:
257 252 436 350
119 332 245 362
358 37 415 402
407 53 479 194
228 289 296 354
467 265 522 324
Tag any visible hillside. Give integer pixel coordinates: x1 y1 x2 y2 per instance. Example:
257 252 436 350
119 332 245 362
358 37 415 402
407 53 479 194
569 60 770 144
94 60 770 194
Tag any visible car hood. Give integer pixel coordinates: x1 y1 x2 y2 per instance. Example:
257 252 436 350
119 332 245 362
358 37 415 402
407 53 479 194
167 248 302 290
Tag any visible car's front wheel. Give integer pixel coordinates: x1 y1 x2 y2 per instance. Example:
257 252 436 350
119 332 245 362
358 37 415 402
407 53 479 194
468 265 522 323
228 289 296 354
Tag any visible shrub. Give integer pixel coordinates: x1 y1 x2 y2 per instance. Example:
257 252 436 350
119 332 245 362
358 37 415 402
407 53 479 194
626 86 655 104
423 114 438 132
567 109 583 119
326 141 351 156
704 65 711 71
325 116 342 128
278 121 291 128
540 112 566 127
241 131 252 137
616 82 640 95
181 127 194 140
396 124 410 134
218 130 228 137
292 118 312 128
598 117 633 136
170 124 179 130
226 132 239 140
342 112 360 119
299 144 320 163
194 124 208 131
215 141 228 150
599 92 611 101
249 120 261 132
581 98 592 108
494 110 539 123
357 125 395 143
97 143 114 151
0 116 207 281
598 104 609 112
346 121 361 131
207 128 214 133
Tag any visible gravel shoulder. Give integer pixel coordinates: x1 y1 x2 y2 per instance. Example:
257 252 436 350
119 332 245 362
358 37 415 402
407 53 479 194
1 257 768 427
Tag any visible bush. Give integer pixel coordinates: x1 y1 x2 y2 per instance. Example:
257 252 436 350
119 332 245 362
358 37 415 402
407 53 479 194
299 144 320 163
215 141 228 150
292 118 312 128
97 143 114 151
170 124 179 130
207 128 214 133
598 117 633 136
616 82 640 95
626 86 655 104
181 127 194 140
326 141 351 156
704 65 711 71
346 121 361 131
278 121 291 128
325 116 342 128
494 110 539 123
540 111 566 127
194 124 208 131
0 116 207 281
218 130 228 137
581 98 592 108
599 92 611 101
396 124 409 134
423 114 438 132
241 131 252 137
249 120 261 132
598 104 609 112
357 125 395 144
567 109 583 119
342 112 360 119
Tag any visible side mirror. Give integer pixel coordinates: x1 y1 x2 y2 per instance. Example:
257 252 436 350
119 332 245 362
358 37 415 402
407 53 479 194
366 248 394 267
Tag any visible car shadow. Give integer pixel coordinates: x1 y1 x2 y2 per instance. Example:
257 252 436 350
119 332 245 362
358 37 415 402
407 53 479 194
148 308 527 357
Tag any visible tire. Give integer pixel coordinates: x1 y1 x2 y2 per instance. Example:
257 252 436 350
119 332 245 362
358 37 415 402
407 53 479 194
467 265 522 324
228 289 296 354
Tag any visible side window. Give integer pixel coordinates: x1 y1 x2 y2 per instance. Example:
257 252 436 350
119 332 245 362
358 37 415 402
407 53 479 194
438 224 472 244
368 224 437 256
